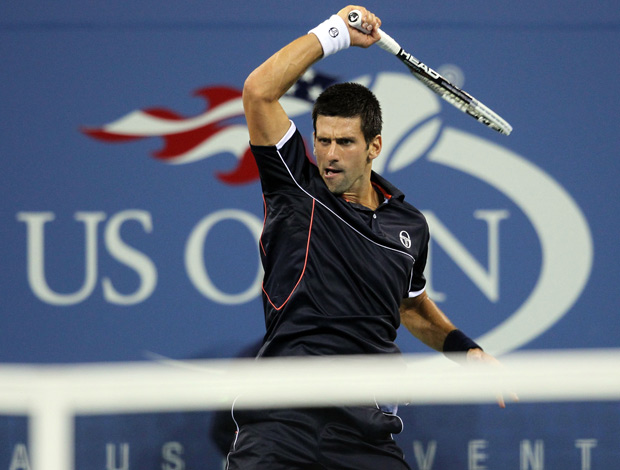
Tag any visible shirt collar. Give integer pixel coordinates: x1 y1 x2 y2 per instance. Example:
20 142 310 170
370 171 405 202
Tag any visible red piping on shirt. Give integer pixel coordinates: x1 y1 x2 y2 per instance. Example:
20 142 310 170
372 182 392 201
262 198 315 311
259 194 267 256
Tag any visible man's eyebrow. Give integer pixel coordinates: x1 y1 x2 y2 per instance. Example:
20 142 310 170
315 135 357 141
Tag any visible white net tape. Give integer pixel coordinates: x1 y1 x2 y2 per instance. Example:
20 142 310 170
2 348 620 470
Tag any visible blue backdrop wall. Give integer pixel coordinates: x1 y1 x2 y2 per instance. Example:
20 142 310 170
1 1 619 468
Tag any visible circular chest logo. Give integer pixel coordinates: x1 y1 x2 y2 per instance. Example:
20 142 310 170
399 230 412 248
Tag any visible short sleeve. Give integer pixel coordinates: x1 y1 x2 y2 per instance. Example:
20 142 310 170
251 121 312 194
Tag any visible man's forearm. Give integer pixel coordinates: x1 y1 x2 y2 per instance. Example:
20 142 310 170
244 34 323 106
242 33 323 145
400 293 457 351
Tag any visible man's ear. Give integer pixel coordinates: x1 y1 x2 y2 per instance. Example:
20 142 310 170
368 134 382 161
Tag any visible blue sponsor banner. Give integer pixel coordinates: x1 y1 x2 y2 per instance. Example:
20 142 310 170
1 0 619 468
3 404 618 469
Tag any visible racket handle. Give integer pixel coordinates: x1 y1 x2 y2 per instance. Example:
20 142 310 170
347 10 401 56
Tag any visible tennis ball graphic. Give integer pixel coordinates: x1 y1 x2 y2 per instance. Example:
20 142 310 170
367 72 443 174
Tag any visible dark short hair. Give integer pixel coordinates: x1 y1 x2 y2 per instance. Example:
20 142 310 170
312 82 382 145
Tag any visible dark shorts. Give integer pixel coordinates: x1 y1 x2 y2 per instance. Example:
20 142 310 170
226 406 411 470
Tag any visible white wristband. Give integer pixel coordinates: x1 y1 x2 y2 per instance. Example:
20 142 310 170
308 14 350 58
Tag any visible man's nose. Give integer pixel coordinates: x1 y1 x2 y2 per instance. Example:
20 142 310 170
327 141 338 158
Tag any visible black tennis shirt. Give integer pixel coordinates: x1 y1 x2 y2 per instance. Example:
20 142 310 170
253 122 429 358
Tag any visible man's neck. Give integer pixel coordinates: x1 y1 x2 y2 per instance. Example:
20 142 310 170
342 182 381 210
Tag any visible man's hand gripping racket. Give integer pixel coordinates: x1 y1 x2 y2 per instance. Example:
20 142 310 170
347 9 513 136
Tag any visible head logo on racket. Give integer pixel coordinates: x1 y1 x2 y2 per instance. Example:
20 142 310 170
347 11 360 24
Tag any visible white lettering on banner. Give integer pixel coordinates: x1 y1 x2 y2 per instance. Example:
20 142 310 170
8 443 31 470
16 211 105 306
408 438 597 469
102 210 157 305
575 439 597 470
520 439 544 470
2 437 601 469
412 440 437 470
161 441 185 470
17 211 156 306
106 443 129 470
185 209 263 305
16 208 513 307
423 209 509 302
468 439 488 470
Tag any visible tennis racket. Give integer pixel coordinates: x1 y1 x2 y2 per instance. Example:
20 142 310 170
347 10 513 136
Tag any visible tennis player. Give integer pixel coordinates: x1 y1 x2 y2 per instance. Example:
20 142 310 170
227 5 505 469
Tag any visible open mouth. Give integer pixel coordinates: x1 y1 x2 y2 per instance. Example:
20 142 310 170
324 168 342 177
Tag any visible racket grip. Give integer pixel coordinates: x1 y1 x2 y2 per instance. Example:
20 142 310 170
347 10 401 56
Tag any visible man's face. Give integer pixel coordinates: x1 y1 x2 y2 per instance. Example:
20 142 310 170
314 115 381 196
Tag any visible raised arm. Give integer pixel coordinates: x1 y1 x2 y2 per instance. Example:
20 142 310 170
242 34 321 146
242 6 381 146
